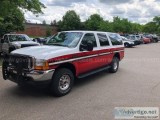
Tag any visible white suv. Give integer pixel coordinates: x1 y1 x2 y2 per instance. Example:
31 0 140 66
121 36 135 47
2 31 124 97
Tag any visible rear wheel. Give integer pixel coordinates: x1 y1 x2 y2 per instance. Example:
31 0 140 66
2 55 9 80
109 57 119 73
50 68 74 97
124 43 130 47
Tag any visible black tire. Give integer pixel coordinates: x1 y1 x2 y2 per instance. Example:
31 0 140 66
109 57 119 73
50 68 74 97
124 43 130 48
17 82 29 89
155 39 158 43
2 55 9 80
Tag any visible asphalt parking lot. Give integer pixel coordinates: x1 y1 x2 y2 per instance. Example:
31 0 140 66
0 43 160 120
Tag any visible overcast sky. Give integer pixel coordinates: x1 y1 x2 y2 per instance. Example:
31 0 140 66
25 0 160 24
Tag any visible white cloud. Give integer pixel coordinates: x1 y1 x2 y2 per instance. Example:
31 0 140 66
24 0 160 24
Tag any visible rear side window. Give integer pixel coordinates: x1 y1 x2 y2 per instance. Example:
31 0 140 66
81 33 97 47
109 33 123 46
97 33 110 46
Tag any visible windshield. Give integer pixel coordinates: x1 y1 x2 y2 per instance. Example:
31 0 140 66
122 36 127 41
9 35 31 42
130 36 135 40
46 32 83 47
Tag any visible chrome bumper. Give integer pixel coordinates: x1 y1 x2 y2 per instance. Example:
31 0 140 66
27 69 55 81
8 68 55 82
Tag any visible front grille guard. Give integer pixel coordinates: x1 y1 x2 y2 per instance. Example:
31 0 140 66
8 54 35 72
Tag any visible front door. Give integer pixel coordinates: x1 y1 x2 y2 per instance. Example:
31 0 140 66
74 33 100 75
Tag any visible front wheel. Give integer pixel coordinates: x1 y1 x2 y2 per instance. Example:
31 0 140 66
50 68 74 97
124 43 130 48
109 57 119 73
2 55 9 80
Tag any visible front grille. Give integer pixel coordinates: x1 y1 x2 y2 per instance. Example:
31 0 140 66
21 44 38 48
9 54 34 71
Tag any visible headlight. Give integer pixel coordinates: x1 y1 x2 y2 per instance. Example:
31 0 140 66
34 59 49 70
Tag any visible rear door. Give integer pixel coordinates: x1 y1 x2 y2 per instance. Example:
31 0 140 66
96 33 112 67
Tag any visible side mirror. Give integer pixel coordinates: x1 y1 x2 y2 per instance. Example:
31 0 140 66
1 39 4 43
80 40 94 51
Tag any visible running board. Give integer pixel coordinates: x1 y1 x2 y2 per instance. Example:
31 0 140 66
78 66 111 79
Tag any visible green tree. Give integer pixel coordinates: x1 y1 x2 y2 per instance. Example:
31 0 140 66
46 27 52 37
98 20 113 32
121 18 132 33
85 14 104 30
42 20 46 25
0 0 45 36
112 17 132 33
112 16 123 33
131 23 142 33
153 16 160 25
51 20 57 26
59 10 81 31
142 22 157 33
153 16 160 33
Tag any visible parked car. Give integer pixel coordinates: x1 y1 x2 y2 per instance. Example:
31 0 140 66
121 36 135 47
2 31 124 97
33 37 46 44
142 37 151 44
152 34 159 43
143 34 158 43
126 35 142 45
0 34 40 54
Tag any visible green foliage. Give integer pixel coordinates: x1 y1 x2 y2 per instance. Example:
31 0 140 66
142 16 160 34
131 23 142 33
98 21 113 32
42 20 46 25
46 27 52 37
59 10 81 31
85 14 103 30
112 17 133 33
0 0 45 37
58 11 146 34
142 22 157 33
153 16 160 25
0 0 45 15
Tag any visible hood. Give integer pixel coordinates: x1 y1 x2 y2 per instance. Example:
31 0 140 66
11 45 74 60
127 39 135 41
123 40 134 43
11 41 39 45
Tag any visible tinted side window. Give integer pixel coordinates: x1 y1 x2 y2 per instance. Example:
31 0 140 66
97 33 110 46
109 34 123 46
81 33 97 47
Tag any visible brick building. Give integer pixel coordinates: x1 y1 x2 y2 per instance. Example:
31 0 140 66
17 23 58 37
